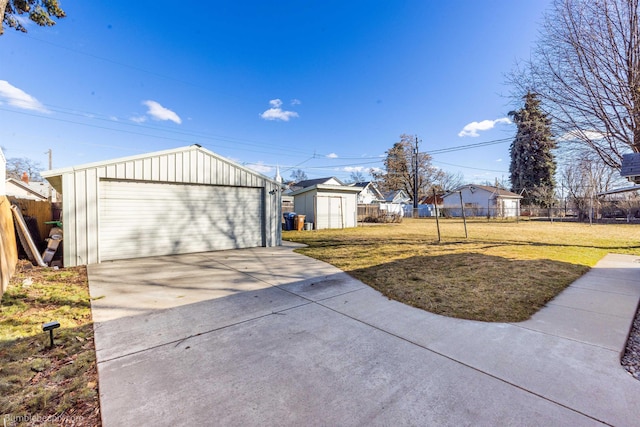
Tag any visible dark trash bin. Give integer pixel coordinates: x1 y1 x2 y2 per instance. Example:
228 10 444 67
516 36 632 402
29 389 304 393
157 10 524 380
283 212 296 230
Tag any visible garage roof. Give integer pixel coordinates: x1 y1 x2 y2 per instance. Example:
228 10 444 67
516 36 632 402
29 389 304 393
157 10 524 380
41 144 277 193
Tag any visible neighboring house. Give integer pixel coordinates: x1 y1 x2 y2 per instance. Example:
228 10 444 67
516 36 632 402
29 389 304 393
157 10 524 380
42 145 282 267
5 177 50 201
350 181 385 204
419 194 444 207
384 189 411 205
289 181 361 230
442 184 522 218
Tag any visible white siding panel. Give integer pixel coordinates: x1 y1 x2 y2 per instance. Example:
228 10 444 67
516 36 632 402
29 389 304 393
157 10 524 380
99 180 263 261
75 171 89 265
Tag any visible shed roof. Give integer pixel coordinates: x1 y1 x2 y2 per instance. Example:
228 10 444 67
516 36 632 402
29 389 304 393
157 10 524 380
289 183 362 197
295 177 344 188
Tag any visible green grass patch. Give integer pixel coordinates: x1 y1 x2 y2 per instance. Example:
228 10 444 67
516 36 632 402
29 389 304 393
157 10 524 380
0 262 100 425
284 218 640 322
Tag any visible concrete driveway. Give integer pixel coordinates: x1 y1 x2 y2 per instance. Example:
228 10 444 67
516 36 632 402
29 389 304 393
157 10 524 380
88 243 640 426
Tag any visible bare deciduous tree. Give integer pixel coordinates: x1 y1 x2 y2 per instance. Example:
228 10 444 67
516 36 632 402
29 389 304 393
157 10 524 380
348 170 367 184
372 134 443 203
616 191 640 222
510 0 640 168
560 150 622 220
288 169 308 184
6 157 43 181
433 170 465 193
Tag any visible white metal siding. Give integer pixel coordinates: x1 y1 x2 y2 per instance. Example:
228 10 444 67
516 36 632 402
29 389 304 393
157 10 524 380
99 180 263 261
294 189 358 230
47 146 281 266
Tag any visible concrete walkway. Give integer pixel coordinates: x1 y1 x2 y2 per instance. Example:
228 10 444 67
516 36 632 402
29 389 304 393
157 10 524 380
88 244 640 426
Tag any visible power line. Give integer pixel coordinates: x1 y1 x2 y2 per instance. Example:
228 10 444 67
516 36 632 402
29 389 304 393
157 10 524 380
432 159 508 173
0 106 312 158
320 137 512 160
428 138 511 155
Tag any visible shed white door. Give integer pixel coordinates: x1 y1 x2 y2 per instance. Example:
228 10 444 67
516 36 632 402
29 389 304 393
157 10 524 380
316 196 344 230
99 180 263 261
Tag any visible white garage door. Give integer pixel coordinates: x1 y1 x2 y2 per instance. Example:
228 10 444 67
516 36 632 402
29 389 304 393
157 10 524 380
99 180 263 261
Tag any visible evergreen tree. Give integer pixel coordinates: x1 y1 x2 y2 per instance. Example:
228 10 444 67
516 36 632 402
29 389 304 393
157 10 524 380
1 0 65 35
508 92 557 206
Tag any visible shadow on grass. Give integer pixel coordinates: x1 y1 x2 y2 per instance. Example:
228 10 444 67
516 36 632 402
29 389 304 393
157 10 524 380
347 252 589 323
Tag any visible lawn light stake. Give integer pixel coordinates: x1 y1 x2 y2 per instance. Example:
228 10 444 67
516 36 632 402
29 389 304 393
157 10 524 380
43 321 61 348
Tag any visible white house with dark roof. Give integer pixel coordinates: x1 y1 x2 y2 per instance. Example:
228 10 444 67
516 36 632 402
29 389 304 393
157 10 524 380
383 189 411 205
442 184 522 217
350 181 385 204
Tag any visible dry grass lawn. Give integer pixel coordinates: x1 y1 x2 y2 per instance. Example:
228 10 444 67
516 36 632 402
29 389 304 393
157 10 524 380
284 218 640 322
0 261 100 426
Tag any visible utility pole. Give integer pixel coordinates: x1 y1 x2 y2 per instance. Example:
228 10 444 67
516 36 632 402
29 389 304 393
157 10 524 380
413 136 419 218
45 149 52 201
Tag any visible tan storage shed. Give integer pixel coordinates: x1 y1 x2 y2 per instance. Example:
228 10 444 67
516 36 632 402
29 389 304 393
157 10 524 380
42 145 282 266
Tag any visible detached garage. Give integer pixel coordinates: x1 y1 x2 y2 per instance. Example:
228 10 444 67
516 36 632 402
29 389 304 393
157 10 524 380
42 145 281 266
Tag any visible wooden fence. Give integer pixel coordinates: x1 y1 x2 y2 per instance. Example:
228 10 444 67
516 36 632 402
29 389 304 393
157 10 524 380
8 197 53 242
357 204 380 221
0 196 18 300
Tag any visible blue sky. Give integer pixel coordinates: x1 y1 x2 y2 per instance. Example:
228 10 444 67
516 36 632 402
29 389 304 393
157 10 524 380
0 0 551 184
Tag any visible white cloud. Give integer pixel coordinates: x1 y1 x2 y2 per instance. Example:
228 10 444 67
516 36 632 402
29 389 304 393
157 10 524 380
142 100 182 124
260 98 299 122
458 117 511 137
496 158 502 162
245 162 272 174
0 80 48 113
130 115 147 123
557 130 606 142
343 166 366 173
326 153 338 158
290 98 301 105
